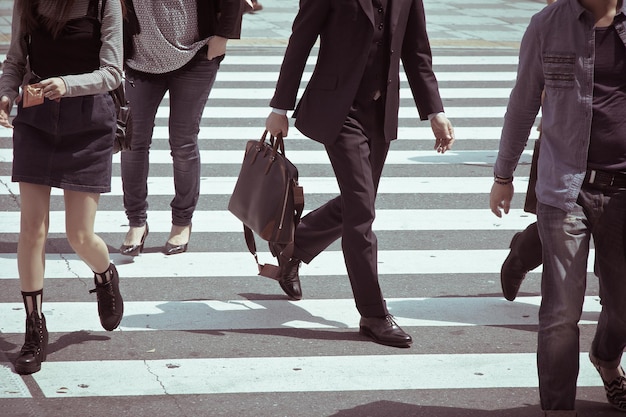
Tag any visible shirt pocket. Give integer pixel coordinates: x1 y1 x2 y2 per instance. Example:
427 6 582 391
543 52 576 89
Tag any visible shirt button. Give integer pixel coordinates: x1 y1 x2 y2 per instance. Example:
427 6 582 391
378 7 383 13
378 23 384 30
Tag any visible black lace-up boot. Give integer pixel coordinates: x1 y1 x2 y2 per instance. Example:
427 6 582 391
15 289 48 375
90 263 124 331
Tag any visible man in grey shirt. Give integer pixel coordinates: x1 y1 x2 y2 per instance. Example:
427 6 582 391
490 0 626 414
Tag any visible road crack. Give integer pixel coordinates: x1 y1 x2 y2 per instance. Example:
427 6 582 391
143 360 188 417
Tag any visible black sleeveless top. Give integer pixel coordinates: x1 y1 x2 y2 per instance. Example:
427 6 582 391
28 0 103 79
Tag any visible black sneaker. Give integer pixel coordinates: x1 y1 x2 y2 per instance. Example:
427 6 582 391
590 352 626 412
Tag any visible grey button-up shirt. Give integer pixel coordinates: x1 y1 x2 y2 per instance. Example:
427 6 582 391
494 0 626 212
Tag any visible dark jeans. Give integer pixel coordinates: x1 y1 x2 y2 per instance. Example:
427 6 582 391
536 184 626 412
121 53 222 227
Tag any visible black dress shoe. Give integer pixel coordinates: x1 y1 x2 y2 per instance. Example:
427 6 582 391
119 224 149 257
270 243 303 300
501 223 542 301
501 232 528 301
278 257 302 300
359 314 412 348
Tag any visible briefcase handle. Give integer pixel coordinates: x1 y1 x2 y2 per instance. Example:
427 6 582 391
260 129 286 157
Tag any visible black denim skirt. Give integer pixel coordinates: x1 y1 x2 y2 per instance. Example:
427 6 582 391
11 93 116 193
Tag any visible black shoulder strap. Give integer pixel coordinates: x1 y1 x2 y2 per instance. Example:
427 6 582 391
87 0 102 19
242 225 282 280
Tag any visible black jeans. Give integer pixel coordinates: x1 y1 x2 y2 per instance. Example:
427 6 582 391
121 54 222 227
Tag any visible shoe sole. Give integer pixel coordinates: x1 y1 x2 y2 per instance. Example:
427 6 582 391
15 350 47 375
15 361 42 375
102 313 123 331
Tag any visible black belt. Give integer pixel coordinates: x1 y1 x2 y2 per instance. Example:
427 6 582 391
584 169 626 188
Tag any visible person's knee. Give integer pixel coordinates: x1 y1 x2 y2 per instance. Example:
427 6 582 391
20 219 47 247
170 141 199 162
65 227 91 252
19 227 47 248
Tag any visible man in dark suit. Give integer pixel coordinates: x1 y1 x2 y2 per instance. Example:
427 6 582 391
265 0 454 348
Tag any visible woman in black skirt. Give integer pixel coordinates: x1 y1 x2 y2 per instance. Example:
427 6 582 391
0 0 124 375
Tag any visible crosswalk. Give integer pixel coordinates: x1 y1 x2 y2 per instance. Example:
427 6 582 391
0 46 609 411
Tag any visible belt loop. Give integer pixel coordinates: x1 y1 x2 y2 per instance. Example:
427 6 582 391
588 169 596 184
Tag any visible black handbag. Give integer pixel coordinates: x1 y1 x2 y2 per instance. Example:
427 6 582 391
523 137 540 214
99 0 132 153
228 131 304 279
110 83 132 154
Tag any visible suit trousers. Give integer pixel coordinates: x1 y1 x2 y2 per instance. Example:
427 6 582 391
293 98 390 318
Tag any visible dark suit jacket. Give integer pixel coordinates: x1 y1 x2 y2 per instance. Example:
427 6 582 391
198 0 244 39
270 0 444 144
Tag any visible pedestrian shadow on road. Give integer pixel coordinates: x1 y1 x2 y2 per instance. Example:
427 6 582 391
328 399 621 417
0 335 18 357
118 293 602 342
406 149 531 167
0 330 110 362
45 330 110 355
0 237 74 254
385 297 600 331
120 294 354 343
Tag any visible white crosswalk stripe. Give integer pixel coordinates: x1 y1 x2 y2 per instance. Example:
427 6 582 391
1 150 533 167
0 209 537 233
0 296 604 334
0 46 611 409
0 249 578 280
23 353 607 398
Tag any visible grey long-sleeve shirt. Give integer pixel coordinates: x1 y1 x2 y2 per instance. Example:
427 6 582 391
0 0 123 109
494 0 626 212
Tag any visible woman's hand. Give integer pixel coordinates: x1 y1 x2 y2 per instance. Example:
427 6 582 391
40 77 67 101
207 36 228 60
0 96 13 128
